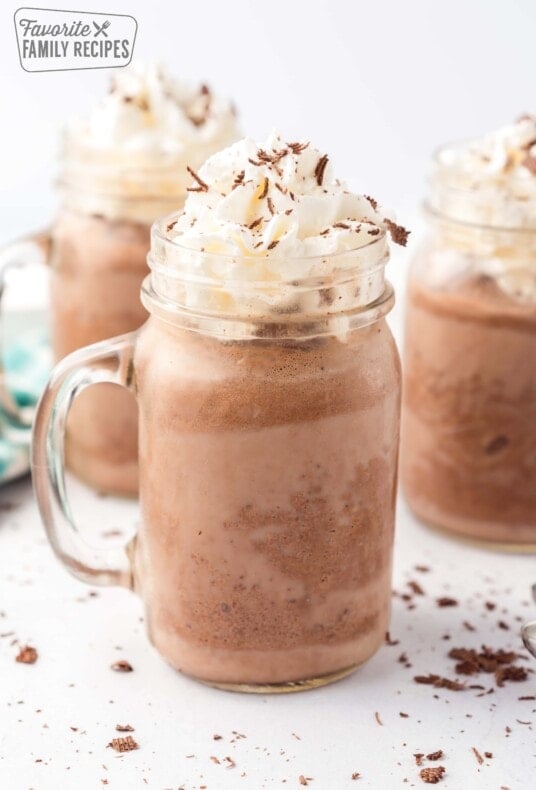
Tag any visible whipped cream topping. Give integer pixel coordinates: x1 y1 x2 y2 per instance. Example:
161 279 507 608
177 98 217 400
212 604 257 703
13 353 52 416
149 131 407 323
433 114 536 228
61 63 239 222
428 115 536 302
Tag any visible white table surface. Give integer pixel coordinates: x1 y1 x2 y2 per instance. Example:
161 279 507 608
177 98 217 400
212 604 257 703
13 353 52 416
0 236 535 790
0 476 535 790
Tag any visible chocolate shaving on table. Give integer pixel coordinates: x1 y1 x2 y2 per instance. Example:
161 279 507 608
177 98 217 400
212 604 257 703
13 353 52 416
16 645 38 664
420 766 446 784
414 673 465 691
186 166 209 192
107 736 138 753
314 154 329 186
384 218 410 247
472 747 484 765
436 597 458 608
115 724 134 732
426 751 443 761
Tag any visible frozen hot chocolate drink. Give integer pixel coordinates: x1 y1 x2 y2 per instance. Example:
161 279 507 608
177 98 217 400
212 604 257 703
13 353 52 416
33 131 407 690
401 115 536 547
50 63 239 494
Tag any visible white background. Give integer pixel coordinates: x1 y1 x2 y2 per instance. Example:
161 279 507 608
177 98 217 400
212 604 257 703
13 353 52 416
1 2 536 789
1 0 536 240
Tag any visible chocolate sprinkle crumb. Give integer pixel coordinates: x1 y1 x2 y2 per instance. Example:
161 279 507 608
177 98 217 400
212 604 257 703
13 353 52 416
107 736 138 753
115 724 134 732
426 751 443 761
414 754 424 767
166 220 177 232
186 166 209 193
16 645 38 664
258 178 269 200
436 597 458 608
110 660 133 673
314 155 329 186
384 218 410 246
472 747 484 765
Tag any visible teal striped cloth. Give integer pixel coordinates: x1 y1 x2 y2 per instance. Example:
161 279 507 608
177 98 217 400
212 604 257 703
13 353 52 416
0 327 51 484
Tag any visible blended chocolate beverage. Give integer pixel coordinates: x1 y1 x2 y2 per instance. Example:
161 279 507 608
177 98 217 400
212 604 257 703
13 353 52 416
401 115 536 547
33 132 407 690
50 63 239 494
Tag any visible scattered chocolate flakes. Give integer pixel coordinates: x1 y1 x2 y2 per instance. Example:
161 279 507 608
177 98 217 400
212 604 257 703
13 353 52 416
333 222 350 230
351 773 361 781
364 195 378 211
374 711 383 726
186 166 209 193
16 645 38 664
399 712 409 718
267 240 279 250
463 621 476 632
298 777 308 787
213 734 223 740
497 620 510 630
115 724 134 732
420 766 446 784
485 602 496 611
472 747 484 766
367 228 381 236
314 154 329 186
414 754 424 767
210 756 221 765
110 660 133 673
415 565 430 573
166 220 177 232
224 756 236 769
484 752 493 759
518 695 536 701
233 170 245 189
414 674 465 691
448 646 527 687
107 736 138 753
267 196 275 215
385 631 400 646
248 217 263 230
436 597 458 608
426 751 443 761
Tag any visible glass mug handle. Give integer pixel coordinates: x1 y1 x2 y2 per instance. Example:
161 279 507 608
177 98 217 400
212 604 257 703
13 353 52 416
31 332 137 588
0 230 51 434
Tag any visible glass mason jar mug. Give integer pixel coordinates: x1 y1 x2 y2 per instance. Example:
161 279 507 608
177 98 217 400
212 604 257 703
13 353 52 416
401 159 536 548
32 220 401 691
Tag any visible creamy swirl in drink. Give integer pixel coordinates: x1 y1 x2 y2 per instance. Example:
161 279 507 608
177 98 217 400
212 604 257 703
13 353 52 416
132 132 405 687
50 63 239 495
